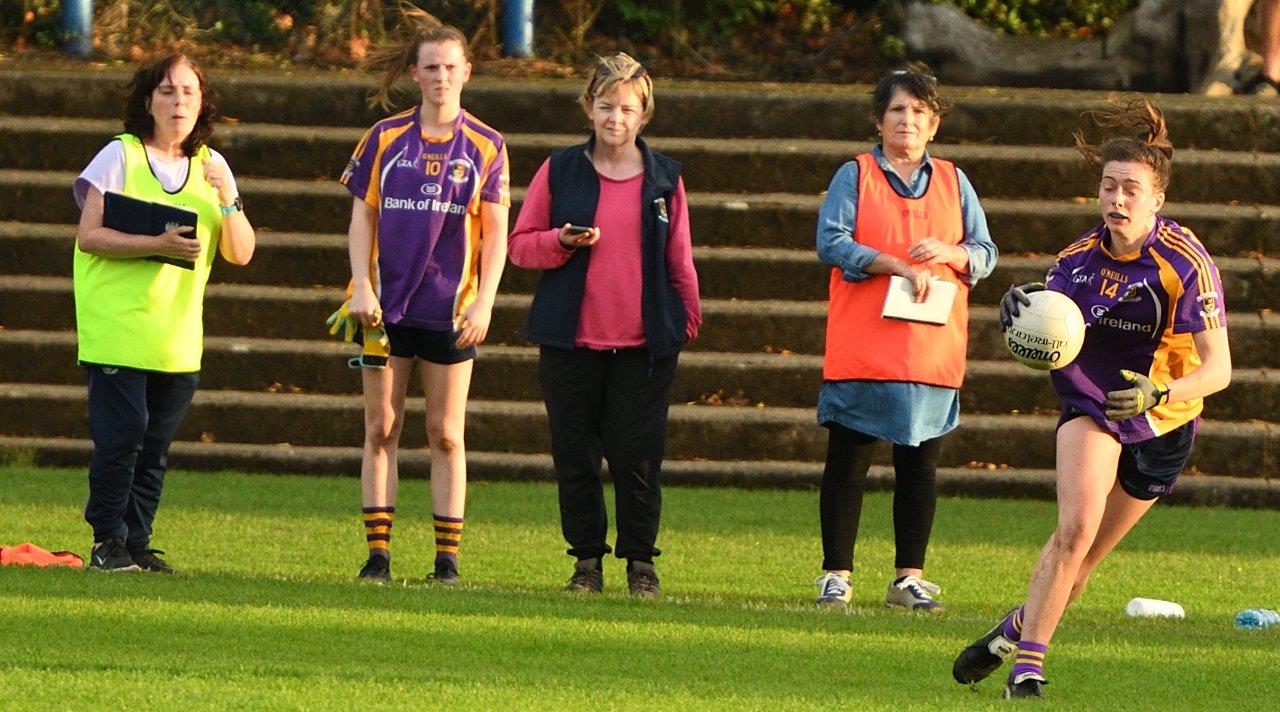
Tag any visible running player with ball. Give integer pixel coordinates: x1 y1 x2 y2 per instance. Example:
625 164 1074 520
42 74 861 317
952 96 1233 699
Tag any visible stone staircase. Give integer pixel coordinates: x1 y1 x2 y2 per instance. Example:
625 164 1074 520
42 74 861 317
0 69 1276 507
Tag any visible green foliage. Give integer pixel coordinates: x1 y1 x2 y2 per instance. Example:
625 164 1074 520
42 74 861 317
0 0 63 47
602 0 839 43
940 0 1142 37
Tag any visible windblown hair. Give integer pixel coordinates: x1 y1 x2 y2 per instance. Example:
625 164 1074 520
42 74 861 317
122 53 216 157
364 3 469 111
578 52 655 123
1074 94 1173 191
871 61 949 120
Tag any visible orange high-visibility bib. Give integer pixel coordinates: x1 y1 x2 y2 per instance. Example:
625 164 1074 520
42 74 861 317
822 153 969 388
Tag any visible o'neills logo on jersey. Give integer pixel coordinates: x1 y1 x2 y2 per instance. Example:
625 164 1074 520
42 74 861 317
383 196 467 215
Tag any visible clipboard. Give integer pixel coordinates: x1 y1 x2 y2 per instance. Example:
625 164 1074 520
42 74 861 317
881 275 957 325
102 191 199 270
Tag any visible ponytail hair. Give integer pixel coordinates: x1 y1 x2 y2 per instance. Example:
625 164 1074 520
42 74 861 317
364 2 469 111
1074 94 1173 191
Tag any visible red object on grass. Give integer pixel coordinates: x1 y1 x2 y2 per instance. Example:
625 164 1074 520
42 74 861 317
0 543 85 567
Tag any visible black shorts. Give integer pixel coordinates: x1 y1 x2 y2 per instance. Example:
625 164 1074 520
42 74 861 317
384 323 476 365
1059 406 1196 501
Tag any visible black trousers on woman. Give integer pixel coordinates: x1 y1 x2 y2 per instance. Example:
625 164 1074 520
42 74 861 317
539 346 678 564
819 422 944 572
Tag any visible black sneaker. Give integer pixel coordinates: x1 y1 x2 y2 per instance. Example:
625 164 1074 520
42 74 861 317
88 537 140 573
358 555 391 581
566 557 604 593
128 547 175 574
1003 673 1046 699
626 561 661 599
953 610 1019 684
428 559 460 586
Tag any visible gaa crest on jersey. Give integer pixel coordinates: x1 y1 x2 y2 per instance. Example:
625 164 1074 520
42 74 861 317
1197 291 1220 319
654 196 669 223
446 158 475 184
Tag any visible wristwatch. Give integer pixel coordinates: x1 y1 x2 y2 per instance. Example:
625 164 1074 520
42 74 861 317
220 196 244 216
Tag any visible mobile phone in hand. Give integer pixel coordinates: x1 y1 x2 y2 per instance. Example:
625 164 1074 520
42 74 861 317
566 225 594 235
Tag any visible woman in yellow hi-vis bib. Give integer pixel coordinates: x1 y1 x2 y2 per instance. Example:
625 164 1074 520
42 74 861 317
72 53 256 573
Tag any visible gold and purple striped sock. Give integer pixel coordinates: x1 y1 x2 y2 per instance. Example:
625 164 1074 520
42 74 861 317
1009 640 1048 682
362 506 395 560
433 513 463 567
1001 605 1025 641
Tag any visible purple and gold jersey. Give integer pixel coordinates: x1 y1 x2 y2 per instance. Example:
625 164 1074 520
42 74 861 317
340 107 510 330
1047 216 1226 443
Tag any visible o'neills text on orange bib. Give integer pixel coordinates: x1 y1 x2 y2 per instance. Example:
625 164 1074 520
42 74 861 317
822 153 969 387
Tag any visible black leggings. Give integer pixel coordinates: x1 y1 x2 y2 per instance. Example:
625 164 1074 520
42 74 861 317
819 423 943 572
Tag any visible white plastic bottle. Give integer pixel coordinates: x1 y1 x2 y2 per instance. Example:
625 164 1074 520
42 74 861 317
1124 597 1185 619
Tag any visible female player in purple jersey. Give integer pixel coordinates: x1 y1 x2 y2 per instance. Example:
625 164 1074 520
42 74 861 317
338 8 510 584
952 96 1232 699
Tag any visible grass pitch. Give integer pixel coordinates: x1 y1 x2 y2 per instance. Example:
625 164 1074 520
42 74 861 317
0 466 1276 710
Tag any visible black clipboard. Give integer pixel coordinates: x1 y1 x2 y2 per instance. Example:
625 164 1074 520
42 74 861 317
102 191 199 270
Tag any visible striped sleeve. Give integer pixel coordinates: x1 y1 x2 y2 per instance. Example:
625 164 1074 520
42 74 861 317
1159 225 1226 333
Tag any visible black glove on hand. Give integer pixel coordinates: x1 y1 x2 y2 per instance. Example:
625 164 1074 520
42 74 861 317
998 282 1046 332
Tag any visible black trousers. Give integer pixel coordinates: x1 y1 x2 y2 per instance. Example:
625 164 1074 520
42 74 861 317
83 365 198 546
539 346 678 563
819 423 943 572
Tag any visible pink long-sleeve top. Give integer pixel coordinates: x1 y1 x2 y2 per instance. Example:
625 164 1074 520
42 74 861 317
508 158 702 349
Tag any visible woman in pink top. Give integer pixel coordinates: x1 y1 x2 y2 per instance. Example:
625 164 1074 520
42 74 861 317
508 53 701 599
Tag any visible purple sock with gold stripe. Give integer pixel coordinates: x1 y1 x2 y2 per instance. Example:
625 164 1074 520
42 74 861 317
433 513 463 567
362 506 395 560
1009 640 1048 682
1001 605 1025 642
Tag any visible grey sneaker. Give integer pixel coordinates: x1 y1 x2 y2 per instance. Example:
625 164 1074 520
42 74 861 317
813 572 852 608
885 575 945 613
567 557 604 593
626 561 661 599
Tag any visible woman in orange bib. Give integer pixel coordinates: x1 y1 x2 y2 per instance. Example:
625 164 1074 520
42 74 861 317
812 64 998 612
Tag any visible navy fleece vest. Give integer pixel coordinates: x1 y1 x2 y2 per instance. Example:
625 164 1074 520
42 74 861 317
523 136 687 358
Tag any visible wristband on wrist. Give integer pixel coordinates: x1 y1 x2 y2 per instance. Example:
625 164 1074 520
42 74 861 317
220 196 244 216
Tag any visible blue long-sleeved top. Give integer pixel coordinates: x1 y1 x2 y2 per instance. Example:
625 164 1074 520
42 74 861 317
815 145 999 446
817 145 997 286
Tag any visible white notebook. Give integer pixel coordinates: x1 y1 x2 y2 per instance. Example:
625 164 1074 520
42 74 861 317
880 275 957 325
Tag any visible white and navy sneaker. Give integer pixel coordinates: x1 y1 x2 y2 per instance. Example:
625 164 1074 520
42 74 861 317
885 575 945 613
814 572 853 608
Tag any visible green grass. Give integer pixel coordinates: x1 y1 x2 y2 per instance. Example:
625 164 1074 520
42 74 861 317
1 466 1276 710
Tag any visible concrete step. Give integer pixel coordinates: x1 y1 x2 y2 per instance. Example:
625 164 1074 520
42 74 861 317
1 382 1274 476
3 225 1274 310
4 118 1279 203
5 435 1275 509
3 276 1278 367
4 173 1277 259
1 70 1277 150
3 329 1274 421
